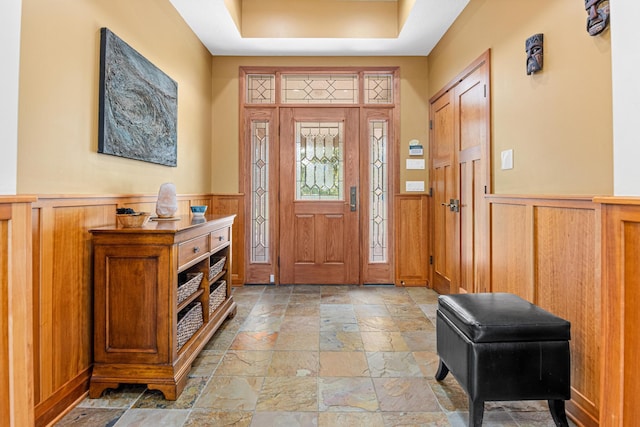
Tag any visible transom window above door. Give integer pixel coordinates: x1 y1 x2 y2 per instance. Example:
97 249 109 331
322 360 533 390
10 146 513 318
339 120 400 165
245 73 394 105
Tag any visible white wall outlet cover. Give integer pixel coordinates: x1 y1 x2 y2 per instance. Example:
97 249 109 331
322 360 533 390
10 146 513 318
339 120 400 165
501 149 514 170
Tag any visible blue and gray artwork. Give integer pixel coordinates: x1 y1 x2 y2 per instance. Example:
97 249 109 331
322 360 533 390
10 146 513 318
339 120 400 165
98 28 177 166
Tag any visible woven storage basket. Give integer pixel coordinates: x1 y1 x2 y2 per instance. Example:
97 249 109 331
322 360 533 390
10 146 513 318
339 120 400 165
209 280 226 315
177 302 203 352
178 272 203 305
208 256 226 280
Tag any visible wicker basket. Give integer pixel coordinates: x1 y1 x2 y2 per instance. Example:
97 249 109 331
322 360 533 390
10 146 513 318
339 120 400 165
209 280 226 315
116 212 151 228
208 256 226 280
177 302 203 352
178 272 203 305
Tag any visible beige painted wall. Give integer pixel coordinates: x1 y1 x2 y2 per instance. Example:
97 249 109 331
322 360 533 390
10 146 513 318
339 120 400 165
429 0 613 195
17 0 213 194
211 56 429 194
17 0 608 197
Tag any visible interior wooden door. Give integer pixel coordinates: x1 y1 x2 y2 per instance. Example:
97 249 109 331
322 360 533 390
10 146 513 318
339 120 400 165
430 90 457 295
456 60 490 294
279 107 360 284
430 51 491 295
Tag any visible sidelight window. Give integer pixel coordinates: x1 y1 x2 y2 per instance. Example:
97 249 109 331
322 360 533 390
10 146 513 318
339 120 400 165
369 120 388 262
250 121 270 263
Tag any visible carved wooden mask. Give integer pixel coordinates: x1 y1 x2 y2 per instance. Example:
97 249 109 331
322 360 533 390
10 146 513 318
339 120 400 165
585 0 610 36
526 34 543 75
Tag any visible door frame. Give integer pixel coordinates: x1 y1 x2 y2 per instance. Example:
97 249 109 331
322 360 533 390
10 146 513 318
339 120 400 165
239 67 399 285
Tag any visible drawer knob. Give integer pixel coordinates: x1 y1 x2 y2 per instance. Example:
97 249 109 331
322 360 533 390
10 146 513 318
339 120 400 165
218 236 224 241
193 246 200 253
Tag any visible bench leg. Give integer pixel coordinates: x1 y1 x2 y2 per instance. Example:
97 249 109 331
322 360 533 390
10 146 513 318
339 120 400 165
434 359 449 381
548 399 569 427
469 398 484 427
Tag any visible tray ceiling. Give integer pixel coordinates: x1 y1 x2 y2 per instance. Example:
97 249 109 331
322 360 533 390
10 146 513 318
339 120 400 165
169 0 470 56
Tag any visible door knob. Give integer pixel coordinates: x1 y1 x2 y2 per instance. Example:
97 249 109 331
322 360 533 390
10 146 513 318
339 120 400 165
441 199 460 212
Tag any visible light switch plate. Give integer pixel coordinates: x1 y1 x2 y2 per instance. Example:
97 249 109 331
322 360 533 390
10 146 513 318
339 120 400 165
406 181 425 192
501 149 513 170
406 159 425 170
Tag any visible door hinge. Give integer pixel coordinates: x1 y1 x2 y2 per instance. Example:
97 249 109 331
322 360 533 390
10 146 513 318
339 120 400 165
429 187 433 197
484 84 487 98
429 120 433 130
277 256 280 268
429 255 433 265
484 185 487 194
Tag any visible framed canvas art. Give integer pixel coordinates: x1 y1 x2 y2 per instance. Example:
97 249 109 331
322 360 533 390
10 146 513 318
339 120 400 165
98 28 178 166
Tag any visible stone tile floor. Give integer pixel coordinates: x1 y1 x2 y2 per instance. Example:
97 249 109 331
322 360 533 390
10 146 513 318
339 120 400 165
56 285 576 426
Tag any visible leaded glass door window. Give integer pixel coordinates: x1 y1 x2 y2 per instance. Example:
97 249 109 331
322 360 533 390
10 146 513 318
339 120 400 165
369 120 388 263
282 74 358 104
251 121 269 263
295 122 344 201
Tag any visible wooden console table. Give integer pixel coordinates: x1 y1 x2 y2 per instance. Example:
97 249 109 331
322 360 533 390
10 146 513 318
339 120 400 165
89 214 236 400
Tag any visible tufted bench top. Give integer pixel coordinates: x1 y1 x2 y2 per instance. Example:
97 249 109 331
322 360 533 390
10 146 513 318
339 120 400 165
438 293 571 343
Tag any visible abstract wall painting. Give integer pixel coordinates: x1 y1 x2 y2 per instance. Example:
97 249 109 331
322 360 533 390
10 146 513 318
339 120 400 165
98 28 178 166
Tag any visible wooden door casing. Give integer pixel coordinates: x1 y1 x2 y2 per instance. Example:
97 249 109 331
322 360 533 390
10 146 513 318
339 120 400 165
240 67 399 286
279 107 360 284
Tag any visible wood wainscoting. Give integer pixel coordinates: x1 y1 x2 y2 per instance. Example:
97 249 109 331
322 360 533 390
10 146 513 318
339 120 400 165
596 197 640 426
487 195 601 427
30 193 243 426
395 194 430 286
210 194 245 286
4 191 610 425
1 196 36 427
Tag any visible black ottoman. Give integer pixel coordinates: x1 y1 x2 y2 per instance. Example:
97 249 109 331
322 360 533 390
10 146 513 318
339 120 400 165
435 293 571 427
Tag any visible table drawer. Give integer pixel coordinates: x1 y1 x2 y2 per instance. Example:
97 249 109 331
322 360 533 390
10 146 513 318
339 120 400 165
178 235 209 270
210 227 230 252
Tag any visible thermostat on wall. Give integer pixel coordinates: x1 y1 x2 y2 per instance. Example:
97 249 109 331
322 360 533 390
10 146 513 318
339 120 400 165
409 139 423 156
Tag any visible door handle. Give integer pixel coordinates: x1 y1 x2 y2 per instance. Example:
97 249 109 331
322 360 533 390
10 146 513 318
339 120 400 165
350 186 357 212
441 199 460 212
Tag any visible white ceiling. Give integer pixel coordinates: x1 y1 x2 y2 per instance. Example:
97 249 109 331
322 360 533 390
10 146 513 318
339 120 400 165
169 0 470 56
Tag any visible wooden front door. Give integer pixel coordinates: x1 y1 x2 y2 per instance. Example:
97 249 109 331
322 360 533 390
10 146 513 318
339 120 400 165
430 51 491 294
279 107 360 284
